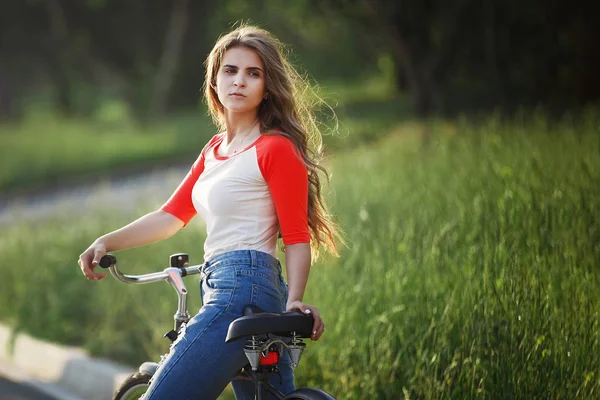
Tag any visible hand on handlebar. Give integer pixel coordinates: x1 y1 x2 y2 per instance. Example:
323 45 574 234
78 241 108 281
286 300 325 341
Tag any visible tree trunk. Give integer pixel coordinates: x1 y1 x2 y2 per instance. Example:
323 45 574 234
362 2 419 100
362 0 434 147
484 0 503 108
46 0 73 115
148 0 190 117
0 68 15 120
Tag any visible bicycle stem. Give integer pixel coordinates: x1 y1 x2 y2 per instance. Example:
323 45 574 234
165 268 191 327
106 262 203 331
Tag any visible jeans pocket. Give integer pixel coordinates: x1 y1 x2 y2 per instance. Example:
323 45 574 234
279 274 288 290
204 267 236 292
251 283 284 313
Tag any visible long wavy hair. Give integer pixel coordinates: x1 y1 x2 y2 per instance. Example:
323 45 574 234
203 24 342 259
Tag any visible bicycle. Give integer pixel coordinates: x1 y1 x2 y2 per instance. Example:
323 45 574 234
98 253 335 400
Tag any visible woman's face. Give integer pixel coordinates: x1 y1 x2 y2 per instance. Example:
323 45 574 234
216 46 266 116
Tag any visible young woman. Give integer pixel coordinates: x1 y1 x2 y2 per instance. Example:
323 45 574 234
78 25 340 399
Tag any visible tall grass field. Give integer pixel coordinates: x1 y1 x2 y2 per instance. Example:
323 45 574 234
1 111 599 398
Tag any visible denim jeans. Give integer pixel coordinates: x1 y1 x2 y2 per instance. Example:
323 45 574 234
143 250 294 400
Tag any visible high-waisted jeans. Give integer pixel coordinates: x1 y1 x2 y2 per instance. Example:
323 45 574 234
143 250 294 400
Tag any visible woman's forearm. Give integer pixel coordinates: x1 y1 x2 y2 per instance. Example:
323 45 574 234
284 242 312 304
97 210 184 252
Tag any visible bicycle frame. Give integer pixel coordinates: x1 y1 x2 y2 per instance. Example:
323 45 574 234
100 253 292 399
234 369 286 400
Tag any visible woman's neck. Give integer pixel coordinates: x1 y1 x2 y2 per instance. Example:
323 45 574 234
223 111 260 144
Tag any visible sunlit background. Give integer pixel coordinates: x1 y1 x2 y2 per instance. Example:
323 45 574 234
1 1 599 399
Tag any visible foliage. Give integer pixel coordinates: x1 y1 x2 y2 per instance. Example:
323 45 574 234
0 0 373 119
326 0 600 114
1 112 599 398
1 0 598 120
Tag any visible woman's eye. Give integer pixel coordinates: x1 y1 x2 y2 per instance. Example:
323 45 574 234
224 69 235 74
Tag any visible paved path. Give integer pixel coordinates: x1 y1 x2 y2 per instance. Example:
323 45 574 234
0 167 190 400
0 376 57 400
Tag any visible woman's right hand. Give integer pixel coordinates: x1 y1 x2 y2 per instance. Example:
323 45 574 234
78 241 108 281
76 210 183 281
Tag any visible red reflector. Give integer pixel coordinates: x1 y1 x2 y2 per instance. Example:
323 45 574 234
260 351 279 365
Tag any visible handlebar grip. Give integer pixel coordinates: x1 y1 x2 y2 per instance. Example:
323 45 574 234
99 254 117 269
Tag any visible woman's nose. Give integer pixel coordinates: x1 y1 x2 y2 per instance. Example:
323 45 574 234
234 74 246 87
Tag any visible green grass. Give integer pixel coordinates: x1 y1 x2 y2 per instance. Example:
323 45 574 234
0 100 405 193
1 110 599 398
0 75 404 193
0 111 216 193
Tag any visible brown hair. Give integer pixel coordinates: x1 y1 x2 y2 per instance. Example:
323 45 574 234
203 24 342 259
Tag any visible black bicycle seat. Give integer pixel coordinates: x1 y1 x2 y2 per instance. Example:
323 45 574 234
225 305 314 342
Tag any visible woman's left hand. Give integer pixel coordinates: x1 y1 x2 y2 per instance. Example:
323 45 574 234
286 300 324 341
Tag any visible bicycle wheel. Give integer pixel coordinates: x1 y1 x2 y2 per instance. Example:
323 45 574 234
283 387 336 400
112 372 151 400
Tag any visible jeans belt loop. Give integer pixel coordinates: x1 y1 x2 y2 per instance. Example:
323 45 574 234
200 261 209 282
250 250 258 268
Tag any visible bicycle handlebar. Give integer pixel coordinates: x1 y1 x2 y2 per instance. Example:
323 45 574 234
98 254 203 285
97 253 318 376
98 253 202 325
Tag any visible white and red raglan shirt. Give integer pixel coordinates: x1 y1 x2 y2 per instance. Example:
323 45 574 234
161 133 310 261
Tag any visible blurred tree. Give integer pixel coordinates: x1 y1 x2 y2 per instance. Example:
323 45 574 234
0 68 14 120
148 0 189 117
0 0 597 119
322 0 474 117
323 0 600 115
46 0 74 115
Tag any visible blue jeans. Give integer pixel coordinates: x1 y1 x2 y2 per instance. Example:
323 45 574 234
143 250 295 400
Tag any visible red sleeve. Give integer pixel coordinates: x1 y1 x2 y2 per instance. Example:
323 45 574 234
161 135 221 225
257 135 310 244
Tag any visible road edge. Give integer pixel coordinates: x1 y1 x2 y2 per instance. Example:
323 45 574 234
0 323 135 400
